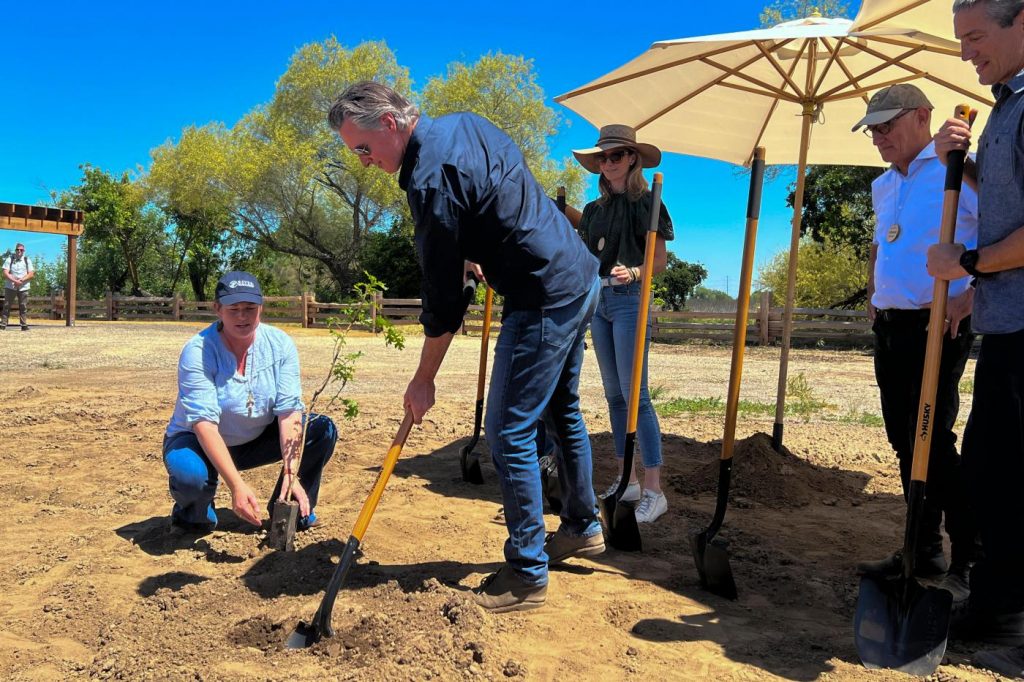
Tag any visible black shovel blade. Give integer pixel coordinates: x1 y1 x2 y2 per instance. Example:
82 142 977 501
286 535 361 649
854 573 952 675
690 529 737 600
459 444 484 484
600 494 642 552
539 456 562 514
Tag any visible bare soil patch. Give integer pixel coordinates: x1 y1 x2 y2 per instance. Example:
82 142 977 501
0 321 991 681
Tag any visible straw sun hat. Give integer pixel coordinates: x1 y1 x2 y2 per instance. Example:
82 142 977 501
572 124 662 174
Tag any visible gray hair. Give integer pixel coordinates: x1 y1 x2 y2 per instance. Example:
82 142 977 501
953 0 1024 27
327 81 419 131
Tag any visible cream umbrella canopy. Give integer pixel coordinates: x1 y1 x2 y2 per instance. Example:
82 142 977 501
556 0 992 449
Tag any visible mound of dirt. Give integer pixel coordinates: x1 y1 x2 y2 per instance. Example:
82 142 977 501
668 432 861 508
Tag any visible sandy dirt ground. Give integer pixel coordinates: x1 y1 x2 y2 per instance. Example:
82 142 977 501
0 321 1003 681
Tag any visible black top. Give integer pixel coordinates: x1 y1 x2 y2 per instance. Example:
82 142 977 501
578 192 674 277
398 113 599 337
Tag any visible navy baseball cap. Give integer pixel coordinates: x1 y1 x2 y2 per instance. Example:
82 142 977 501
215 271 263 305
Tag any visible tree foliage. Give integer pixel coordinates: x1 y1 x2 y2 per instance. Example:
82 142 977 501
788 165 881 259
757 239 867 308
759 0 851 25
653 254 708 311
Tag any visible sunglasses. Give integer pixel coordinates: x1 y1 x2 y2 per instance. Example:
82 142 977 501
351 143 371 156
863 109 913 137
595 149 631 165
15 249 24 253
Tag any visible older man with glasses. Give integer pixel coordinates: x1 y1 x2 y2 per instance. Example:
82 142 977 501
851 84 980 604
2 243 34 331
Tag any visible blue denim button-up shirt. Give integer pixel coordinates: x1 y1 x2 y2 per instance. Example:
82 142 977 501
974 69 1024 334
165 323 304 446
398 113 599 337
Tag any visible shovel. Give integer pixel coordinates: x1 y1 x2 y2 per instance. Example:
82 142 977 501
287 410 415 649
460 281 493 484
690 148 766 601
599 172 664 552
854 104 974 675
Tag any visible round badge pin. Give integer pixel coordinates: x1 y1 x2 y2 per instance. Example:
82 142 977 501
597 237 606 252
886 223 901 243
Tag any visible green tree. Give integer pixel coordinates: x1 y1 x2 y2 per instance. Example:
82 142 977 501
760 0 850 25
56 165 169 296
653 254 708 311
360 223 421 298
758 239 867 308
421 52 587 206
789 165 881 259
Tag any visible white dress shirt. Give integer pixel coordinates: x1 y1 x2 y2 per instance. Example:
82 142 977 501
871 142 978 310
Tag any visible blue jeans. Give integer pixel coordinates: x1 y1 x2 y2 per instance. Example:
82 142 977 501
589 281 663 468
485 280 602 585
162 413 337 529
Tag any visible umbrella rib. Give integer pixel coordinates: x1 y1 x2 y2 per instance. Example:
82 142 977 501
820 42 873 106
828 73 931 102
756 41 806 99
554 40 765 102
854 0 931 32
817 45 925 100
633 48 790 131
860 34 961 58
717 80 801 103
748 44 805 163
810 37 845 96
701 56 800 101
845 40 995 106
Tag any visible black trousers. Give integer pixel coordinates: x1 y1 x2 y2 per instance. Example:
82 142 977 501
873 309 975 562
963 329 1024 614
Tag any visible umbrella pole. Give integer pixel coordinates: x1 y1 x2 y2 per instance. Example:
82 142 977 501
772 101 815 451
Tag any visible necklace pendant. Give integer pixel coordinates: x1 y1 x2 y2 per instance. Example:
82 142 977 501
886 223 901 243
246 391 254 417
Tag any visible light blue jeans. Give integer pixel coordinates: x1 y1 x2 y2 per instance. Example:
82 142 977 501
484 280 602 586
162 413 337 529
590 281 663 468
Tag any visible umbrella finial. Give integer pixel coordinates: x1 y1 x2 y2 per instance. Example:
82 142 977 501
808 8 822 18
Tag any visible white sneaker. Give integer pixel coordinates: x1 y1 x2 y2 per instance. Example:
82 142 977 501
635 490 668 523
599 477 641 503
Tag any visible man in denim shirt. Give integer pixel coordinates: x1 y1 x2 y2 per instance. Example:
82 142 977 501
930 0 1024 671
329 81 602 612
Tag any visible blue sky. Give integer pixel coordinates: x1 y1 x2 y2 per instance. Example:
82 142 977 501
1 0 864 296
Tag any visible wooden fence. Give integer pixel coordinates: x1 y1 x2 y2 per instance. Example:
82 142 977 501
1 290 872 345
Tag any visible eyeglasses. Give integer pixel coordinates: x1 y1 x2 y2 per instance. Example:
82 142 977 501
862 109 913 137
351 144 371 156
595 149 631 165
15 248 24 253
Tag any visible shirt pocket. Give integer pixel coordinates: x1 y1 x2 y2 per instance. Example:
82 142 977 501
981 131 1015 185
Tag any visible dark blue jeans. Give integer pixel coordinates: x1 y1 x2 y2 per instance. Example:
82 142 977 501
162 413 337 529
484 280 601 585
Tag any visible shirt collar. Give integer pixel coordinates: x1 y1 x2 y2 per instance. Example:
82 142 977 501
398 115 433 191
993 69 1024 100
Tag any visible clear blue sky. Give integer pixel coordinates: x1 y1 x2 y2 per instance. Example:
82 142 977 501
1 0 862 296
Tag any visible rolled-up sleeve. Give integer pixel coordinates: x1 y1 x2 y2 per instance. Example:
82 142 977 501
177 342 221 425
414 185 471 337
274 336 304 415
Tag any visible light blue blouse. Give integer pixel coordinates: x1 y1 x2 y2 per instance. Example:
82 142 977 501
165 322 304 446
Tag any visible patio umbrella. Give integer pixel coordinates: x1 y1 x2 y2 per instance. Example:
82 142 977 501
556 0 992 450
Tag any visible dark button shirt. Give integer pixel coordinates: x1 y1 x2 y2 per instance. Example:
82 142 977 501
578 192 674 277
398 114 599 337
974 69 1024 334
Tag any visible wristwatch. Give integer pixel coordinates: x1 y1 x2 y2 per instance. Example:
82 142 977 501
959 248 985 278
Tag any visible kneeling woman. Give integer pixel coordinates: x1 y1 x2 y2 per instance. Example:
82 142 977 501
162 271 337 532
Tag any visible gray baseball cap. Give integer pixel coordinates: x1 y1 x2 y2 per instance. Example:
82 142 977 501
851 84 933 132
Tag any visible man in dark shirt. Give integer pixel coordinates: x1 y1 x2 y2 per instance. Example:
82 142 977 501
329 81 603 612
930 0 1024 674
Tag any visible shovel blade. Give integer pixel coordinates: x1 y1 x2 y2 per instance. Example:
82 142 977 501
286 615 326 649
459 444 484 485
600 494 642 552
854 573 952 676
690 529 737 600
539 456 562 514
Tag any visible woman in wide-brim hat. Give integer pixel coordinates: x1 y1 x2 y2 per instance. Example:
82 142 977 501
572 124 674 524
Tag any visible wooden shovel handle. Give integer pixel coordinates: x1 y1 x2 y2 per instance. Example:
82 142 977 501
908 104 973 484
351 411 415 541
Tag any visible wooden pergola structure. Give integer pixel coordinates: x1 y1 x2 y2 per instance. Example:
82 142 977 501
0 202 84 326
